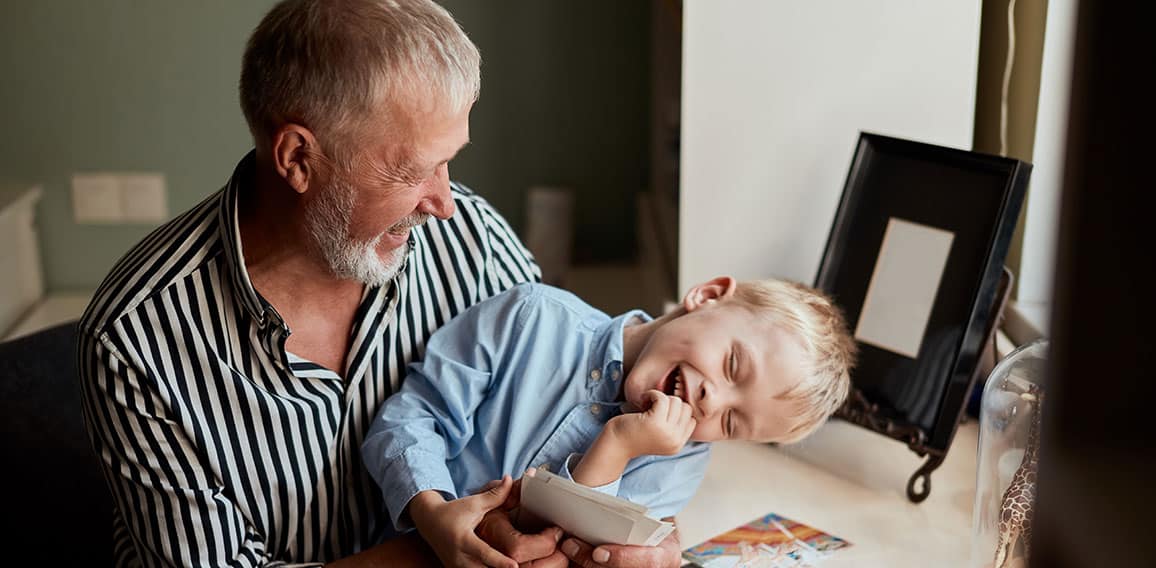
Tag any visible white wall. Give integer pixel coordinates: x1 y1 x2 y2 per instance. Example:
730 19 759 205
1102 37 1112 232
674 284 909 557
680 0 982 292
1020 0 1077 310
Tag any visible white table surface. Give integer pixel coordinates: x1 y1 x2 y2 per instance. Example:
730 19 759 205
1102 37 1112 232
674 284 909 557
678 419 979 567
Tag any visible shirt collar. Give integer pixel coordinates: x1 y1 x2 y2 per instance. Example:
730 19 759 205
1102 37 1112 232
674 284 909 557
587 309 652 394
217 150 424 331
218 150 277 327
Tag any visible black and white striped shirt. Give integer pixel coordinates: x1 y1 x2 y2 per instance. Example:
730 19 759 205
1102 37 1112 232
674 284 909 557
78 152 540 567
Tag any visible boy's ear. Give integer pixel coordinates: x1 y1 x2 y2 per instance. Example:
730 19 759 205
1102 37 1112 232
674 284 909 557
683 276 737 312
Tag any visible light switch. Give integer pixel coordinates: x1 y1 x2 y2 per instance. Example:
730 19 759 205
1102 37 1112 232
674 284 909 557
120 173 167 223
72 174 123 223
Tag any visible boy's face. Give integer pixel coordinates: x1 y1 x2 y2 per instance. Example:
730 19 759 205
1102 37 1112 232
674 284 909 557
622 298 809 443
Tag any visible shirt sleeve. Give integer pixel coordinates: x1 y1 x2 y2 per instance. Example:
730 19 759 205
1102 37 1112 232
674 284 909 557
361 285 539 532
617 442 713 520
558 452 623 496
78 332 274 568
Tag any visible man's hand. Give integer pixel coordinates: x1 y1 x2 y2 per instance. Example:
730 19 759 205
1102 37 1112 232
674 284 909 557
474 472 567 567
476 508 566 567
559 523 682 568
608 390 696 457
408 476 519 568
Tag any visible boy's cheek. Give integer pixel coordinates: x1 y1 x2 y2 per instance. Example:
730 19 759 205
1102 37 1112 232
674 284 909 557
689 425 716 442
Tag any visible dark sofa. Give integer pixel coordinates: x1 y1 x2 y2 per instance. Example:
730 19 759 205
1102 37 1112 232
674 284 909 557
0 322 112 565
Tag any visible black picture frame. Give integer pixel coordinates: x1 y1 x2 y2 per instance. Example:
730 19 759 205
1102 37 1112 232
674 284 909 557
814 132 1030 502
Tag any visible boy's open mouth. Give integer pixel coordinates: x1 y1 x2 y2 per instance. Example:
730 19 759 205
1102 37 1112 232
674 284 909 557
663 366 688 403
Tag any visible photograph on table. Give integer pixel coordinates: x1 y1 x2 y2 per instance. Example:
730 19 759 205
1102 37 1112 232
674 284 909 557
683 512 851 568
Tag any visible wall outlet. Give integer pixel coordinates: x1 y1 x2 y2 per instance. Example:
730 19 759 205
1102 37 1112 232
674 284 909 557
120 173 167 222
72 174 123 223
71 172 168 224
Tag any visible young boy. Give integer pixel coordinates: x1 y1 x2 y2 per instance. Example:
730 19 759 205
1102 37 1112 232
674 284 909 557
361 276 855 567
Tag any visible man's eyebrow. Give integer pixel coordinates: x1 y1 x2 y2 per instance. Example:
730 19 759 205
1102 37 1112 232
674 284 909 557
414 139 472 171
445 139 471 162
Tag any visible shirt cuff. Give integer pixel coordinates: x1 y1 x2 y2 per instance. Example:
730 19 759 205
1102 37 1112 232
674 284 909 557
380 446 458 532
559 452 622 496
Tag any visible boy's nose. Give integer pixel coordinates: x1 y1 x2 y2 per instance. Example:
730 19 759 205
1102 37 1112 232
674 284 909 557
697 378 721 418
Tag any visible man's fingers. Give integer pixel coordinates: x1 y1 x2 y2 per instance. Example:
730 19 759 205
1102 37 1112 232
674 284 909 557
465 533 518 568
503 526 563 563
562 538 681 568
518 549 568 568
477 509 563 563
476 509 517 548
592 542 680 568
560 538 604 568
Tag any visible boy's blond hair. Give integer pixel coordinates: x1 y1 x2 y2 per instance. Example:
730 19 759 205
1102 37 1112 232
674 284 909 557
733 279 856 444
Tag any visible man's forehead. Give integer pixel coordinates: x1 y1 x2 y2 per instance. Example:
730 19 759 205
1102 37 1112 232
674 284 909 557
363 121 468 171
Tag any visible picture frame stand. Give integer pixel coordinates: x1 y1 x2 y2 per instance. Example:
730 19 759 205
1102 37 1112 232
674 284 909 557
835 266 1013 502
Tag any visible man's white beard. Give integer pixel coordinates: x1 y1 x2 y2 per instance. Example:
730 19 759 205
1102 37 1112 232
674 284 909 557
304 177 422 288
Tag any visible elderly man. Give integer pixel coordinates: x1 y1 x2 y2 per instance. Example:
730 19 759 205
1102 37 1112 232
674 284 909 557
78 0 680 567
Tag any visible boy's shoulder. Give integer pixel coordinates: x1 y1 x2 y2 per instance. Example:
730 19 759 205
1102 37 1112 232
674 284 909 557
467 283 605 331
483 282 592 312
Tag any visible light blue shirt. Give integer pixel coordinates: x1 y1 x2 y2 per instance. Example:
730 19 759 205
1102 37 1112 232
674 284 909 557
362 283 711 533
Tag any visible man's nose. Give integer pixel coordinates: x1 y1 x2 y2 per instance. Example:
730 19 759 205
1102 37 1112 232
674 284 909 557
419 164 455 220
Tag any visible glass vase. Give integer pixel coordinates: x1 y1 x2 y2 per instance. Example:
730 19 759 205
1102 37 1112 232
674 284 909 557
970 339 1047 568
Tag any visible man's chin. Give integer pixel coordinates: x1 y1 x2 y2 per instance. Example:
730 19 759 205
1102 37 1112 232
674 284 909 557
376 240 409 265
321 239 408 287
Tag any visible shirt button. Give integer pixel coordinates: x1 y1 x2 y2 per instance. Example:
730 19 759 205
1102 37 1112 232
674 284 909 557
590 369 602 381
590 404 602 415
611 368 621 380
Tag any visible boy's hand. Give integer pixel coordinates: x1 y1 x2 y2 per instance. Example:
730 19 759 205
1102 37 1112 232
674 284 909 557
408 476 519 568
609 390 696 457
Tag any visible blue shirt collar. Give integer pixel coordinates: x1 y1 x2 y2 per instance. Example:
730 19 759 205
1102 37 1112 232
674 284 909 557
587 309 652 398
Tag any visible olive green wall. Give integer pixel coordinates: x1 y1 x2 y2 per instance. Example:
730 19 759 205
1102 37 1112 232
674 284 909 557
973 0 1048 298
0 0 273 292
0 1 649 292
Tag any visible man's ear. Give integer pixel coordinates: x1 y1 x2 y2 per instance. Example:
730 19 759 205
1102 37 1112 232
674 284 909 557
271 124 321 195
682 276 737 312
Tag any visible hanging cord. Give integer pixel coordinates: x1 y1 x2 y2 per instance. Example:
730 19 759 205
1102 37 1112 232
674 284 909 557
999 0 1018 157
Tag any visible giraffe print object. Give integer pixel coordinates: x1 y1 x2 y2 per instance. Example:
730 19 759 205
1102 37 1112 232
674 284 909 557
993 384 1043 568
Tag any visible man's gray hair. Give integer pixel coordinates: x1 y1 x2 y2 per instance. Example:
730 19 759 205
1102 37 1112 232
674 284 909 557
240 0 480 158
